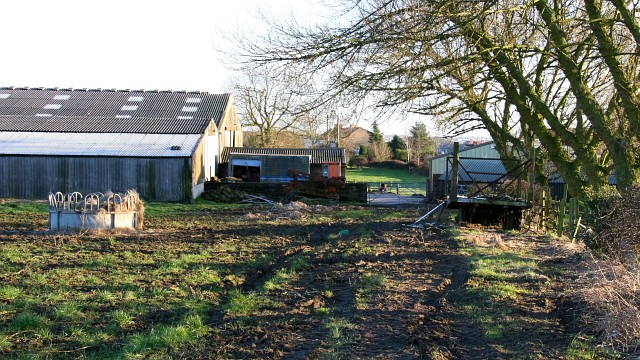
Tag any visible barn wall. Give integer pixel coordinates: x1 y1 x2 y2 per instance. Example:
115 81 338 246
0 155 192 202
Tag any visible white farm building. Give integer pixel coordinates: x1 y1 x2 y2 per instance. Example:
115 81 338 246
0 87 242 202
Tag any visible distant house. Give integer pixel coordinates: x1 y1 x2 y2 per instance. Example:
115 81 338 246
0 87 242 201
315 125 370 156
219 147 346 182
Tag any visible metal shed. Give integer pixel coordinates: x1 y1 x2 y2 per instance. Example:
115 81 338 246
220 147 347 181
0 87 243 202
429 142 500 194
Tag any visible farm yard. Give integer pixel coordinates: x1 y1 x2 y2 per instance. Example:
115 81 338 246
0 198 618 359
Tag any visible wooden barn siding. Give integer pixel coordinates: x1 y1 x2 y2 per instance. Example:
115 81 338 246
192 138 205 184
0 155 192 202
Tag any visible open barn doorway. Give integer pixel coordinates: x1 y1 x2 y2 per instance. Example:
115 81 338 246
231 159 261 182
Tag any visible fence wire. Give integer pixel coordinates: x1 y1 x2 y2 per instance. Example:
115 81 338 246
443 157 531 200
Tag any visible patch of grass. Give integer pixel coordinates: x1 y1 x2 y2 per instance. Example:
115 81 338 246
54 301 84 321
0 248 29 263
0 334 11 351
354 272 388 309
346 167 424 183
454 229 565 356
144 199 243 217
324 317 357 339
565 335 620 359
11 312 49 331
111 309 136 330
94 290 117 302
314 307 331 317
0 200 48 214
125 314 209 357
359 272 387 290
289 254 308 271
263 268 296 291
183 266 223 286
225 290 271 317
0 285 22 301
83 255 118 269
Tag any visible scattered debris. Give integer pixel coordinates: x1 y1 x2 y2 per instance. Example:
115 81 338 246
201 186 249 203
244 201 332 221
405 201 447 229
240 195 276 205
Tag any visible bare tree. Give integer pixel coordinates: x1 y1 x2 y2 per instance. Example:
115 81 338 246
229 65 313 147
229 0 640 195
368 141 393 162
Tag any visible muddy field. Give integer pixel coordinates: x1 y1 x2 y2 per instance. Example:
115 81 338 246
0 200 602 359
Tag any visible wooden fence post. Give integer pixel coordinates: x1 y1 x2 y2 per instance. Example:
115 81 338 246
451 142 459 203
541 189 547 231
557 186 568 237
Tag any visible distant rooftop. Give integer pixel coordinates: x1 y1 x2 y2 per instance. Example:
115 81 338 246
221 147 347 164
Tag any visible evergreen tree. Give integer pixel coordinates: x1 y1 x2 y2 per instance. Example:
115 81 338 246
409 122 435 165
369 121 383 144
388 135 408 161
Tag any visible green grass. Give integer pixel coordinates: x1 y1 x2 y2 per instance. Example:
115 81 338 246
346 167 426 183
0 200 48 213
0 200 602 359
225 290 271 317
452 228 611 359
144 198 244 216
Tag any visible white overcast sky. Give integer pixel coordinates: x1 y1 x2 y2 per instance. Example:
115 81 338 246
0 0 469 137
0 0 307 93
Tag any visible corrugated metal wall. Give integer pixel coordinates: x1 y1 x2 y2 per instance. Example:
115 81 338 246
0 155 193 202
260 155 310 181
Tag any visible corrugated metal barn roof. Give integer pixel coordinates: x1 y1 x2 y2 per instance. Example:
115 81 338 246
221 147 346 164
0 87 230 134
0 131 200 157
439 158 508 182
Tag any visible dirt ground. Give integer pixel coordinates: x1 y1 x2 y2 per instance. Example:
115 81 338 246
0 202 590 359
207 222 582 359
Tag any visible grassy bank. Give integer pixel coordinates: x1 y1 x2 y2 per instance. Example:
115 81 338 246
346 167 426 183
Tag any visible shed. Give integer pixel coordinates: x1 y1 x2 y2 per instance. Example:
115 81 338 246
0 87 243 202
219 147 346 182
437 158 509 196
428 141 500 194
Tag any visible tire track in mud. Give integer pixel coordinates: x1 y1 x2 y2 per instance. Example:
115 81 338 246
202 220 474 359
340 227 471 359
275 223 473 359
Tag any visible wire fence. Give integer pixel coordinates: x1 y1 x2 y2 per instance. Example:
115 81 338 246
366 182 429 204
442 157 531 200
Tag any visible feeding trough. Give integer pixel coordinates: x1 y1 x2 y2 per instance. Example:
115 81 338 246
48 190 144 231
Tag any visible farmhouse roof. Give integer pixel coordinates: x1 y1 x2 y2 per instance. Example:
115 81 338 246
0 87 230 134
221 147 347 164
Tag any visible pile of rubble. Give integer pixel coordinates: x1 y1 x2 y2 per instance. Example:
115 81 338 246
244 201 332 221
201 186 249 203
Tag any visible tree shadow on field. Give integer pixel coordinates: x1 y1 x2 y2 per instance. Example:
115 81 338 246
202 219 489 359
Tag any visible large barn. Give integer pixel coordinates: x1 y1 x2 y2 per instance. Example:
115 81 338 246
0 87 242 202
